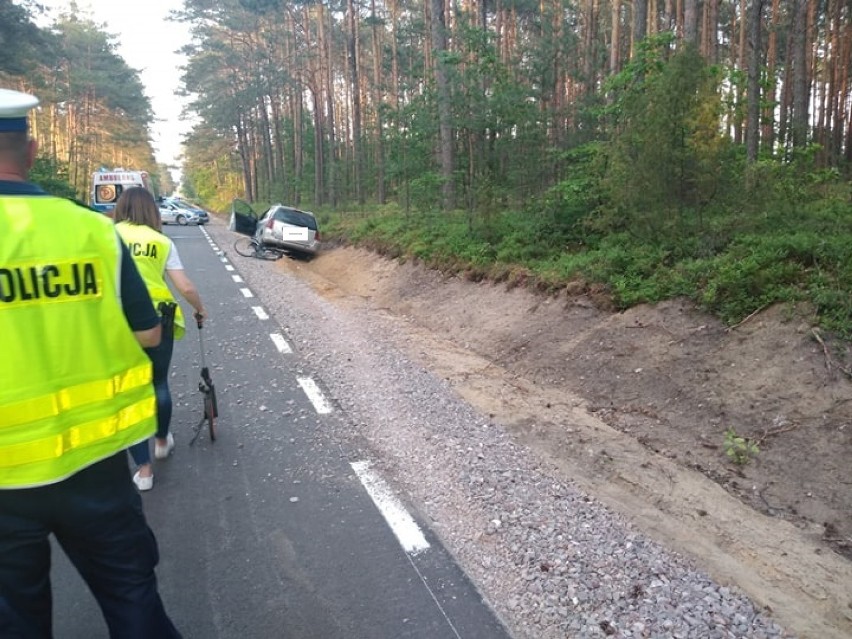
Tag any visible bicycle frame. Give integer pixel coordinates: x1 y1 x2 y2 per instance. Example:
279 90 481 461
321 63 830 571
234 235 289 260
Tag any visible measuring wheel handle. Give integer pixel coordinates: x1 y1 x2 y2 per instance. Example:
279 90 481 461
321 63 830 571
189 311 219 445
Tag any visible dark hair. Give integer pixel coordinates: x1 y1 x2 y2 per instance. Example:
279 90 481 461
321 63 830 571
113 187 161 231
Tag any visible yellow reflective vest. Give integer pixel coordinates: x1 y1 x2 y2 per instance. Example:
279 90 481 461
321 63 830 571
115 221 186 340
0 196 156 488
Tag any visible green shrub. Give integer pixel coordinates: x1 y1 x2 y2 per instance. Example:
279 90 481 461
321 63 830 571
724 428 759 465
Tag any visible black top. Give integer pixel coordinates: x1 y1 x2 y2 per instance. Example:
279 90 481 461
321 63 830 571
0 180 160 331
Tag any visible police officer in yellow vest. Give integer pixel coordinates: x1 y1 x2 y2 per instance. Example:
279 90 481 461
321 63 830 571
113 187 206 492
0 89 181 637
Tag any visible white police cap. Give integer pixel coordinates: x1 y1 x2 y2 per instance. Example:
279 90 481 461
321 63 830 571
0 88 39 132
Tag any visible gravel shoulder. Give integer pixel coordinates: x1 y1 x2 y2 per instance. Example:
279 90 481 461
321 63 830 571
210 219 851 639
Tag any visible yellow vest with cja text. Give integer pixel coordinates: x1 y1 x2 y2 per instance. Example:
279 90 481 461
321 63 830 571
115 221 186 339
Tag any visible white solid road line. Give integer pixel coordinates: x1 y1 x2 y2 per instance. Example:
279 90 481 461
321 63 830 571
297 377 333 414
351 460 430 555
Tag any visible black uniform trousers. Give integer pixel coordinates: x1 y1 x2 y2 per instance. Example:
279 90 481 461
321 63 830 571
0 452 181 638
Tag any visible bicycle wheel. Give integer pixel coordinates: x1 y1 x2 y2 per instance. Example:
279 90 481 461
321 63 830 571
234 236 258 257
204 396 217 441
257 247 284 261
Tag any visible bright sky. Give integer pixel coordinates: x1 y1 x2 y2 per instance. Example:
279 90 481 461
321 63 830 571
34 0 193 184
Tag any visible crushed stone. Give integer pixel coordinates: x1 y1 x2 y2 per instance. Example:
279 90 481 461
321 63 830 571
212 226 795 639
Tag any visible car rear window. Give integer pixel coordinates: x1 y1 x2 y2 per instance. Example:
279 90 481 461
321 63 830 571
274 208 317 230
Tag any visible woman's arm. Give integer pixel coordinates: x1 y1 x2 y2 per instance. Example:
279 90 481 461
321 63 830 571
166 268 206 320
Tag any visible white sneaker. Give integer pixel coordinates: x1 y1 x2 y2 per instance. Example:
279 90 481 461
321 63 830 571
154 433 175 460
133 471 154 491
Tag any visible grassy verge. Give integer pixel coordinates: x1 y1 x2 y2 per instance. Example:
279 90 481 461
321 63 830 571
317 198 852 339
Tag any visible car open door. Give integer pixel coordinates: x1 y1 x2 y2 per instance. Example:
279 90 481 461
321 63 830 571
230 199 259 235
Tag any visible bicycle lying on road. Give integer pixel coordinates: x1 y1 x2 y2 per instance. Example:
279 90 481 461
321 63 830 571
233 235 290 260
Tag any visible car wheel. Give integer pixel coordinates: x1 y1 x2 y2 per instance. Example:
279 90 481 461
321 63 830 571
177 214 188 226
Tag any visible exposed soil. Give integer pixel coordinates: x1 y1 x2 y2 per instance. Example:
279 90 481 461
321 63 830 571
275 245 852 638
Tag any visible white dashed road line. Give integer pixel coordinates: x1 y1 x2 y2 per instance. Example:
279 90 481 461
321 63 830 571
351 460 430 555
203 230 462 635
201 228 445 626
297 377 333 414
269 333 292 354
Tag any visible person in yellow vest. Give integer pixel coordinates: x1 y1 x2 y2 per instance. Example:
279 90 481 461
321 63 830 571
113 187 207 491
0 89 181 637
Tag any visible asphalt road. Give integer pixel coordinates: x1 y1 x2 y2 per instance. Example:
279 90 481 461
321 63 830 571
51 224 512 639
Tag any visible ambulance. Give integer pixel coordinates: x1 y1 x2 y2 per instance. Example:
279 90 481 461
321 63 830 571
90 168 153 215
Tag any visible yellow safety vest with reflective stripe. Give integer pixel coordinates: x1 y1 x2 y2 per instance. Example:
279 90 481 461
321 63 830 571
115 221 186 340
0 196 156 488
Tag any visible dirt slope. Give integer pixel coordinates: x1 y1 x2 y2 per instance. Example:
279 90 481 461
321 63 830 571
278 245 852 638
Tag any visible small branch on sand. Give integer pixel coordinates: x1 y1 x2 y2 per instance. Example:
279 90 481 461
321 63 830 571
811 328 852 380
726 304 769 332
755 423 800 446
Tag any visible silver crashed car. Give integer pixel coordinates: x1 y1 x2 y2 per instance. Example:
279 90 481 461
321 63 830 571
231 199 320 258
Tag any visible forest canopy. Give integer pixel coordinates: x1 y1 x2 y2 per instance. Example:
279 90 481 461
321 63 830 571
3 0 851 335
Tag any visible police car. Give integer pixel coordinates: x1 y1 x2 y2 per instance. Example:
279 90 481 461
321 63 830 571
159 197 209 225
159 205 202 226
